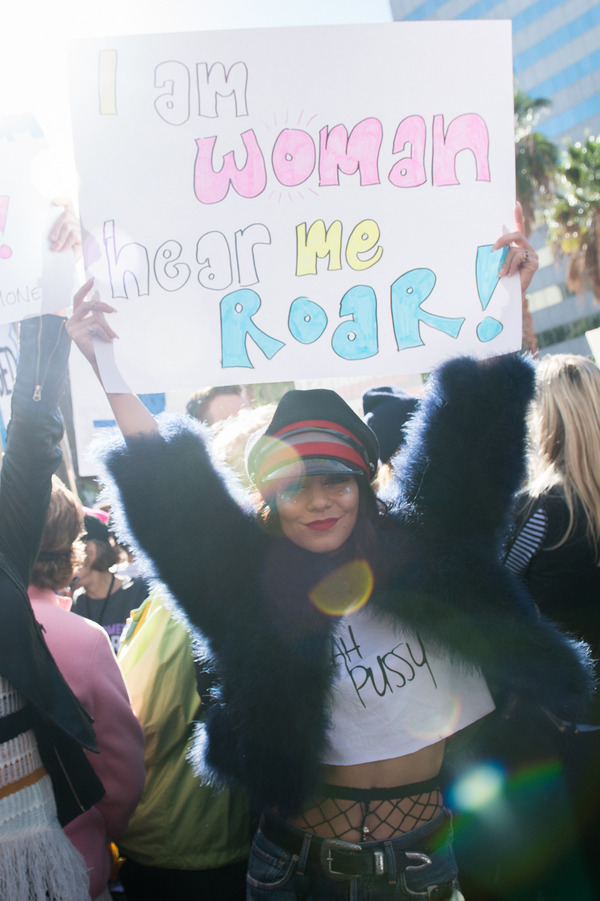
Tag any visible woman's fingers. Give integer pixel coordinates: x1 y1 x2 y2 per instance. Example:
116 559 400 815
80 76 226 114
491 218 539 295
72 279 96 312
493 230 532 252
82 311 119 341
49 215 75 251
72 282 117 320
48 202 82 257
499 245 538 278
493 231 538 280
67 282 119 366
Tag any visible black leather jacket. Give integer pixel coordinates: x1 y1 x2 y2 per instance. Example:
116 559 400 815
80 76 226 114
0 315 103 825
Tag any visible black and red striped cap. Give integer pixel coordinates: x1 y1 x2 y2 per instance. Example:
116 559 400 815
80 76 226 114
246 389 379 491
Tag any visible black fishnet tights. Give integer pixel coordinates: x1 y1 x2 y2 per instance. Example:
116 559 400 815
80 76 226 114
292 789 443 843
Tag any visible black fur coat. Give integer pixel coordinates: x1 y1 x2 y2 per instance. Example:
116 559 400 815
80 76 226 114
100 354 594 815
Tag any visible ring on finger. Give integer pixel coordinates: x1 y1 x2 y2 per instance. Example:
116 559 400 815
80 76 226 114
523 250 529 263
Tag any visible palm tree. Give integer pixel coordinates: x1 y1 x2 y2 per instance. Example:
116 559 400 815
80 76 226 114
547 135 600 302
514 90 560 236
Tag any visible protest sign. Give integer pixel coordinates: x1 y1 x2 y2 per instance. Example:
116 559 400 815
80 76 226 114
68 21 518 393
0 115 78 322
586 327 600 363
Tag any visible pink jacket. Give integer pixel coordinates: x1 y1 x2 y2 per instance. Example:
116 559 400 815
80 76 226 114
29 587 145 900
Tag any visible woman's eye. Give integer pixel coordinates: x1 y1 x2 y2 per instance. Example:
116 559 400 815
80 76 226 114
277 481 305 500
326 475 350 487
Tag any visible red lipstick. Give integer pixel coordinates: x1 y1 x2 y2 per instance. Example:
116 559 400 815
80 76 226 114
305 518 339 531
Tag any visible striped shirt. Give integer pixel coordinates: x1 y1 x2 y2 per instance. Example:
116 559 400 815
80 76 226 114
505 507 548 577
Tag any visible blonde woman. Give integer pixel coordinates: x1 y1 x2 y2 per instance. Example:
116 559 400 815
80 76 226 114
505 354 600 683
504 353 600 899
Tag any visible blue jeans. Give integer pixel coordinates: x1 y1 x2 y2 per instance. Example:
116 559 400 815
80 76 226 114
246 810 462 900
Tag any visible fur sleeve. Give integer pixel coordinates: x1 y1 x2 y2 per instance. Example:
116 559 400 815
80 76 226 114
98 414 266 646
395 353 535 546
377 354 595 719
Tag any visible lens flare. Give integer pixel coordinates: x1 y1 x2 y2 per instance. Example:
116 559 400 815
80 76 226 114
448 762 506 812
447 758 578 890
254 438 304 491
309 559 373 616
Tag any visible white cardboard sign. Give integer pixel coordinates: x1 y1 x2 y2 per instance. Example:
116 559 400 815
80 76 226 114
586 327 600 363
0 115 77 323
68 21 519 393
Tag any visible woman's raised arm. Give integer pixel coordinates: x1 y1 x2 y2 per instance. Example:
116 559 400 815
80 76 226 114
66 279 158 438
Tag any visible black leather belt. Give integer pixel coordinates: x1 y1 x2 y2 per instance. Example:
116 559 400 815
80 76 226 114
259 811 453 885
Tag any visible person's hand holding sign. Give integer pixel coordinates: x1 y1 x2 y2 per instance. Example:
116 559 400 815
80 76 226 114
67 280 158 437
494 202 539 296
48 199 83 258
67 279 118 379
494 202 539 354
44 201 84 319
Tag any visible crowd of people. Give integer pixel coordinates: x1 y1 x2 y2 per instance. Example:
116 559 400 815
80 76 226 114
1 205 599 901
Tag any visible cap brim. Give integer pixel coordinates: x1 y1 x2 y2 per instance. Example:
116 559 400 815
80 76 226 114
262 456 364 482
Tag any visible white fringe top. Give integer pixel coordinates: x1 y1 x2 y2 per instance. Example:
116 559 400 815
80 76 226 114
0 675 90 900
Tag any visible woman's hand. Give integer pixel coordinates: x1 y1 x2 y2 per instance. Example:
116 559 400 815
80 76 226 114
66 279 158 437
66 279 118 376
493 202 539 355
493 202 539 296
48 200 82 260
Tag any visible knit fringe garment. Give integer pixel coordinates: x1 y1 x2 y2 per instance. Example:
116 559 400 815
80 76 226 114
0 677 90 901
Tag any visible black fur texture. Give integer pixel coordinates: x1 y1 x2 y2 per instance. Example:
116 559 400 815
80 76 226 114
98 354 595 815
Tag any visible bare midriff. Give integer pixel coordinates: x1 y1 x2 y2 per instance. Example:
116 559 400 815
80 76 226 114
321 739 446 789
287 740 446 840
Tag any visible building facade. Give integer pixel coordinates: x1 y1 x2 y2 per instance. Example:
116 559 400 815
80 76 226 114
391 0 600 356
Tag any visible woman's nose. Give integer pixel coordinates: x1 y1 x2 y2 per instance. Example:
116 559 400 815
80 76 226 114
305 481 330 509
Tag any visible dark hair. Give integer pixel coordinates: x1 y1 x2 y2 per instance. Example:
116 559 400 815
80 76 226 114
31 476 85 591
87 536 126 572
258 475 385 559
186 385 243 422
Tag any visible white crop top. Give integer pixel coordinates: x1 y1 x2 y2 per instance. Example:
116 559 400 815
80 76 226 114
322 607 495 766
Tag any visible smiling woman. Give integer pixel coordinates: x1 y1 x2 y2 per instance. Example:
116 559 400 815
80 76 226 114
246 389 375 557
65 281 595 899
247 389 383 564
274 474 360 553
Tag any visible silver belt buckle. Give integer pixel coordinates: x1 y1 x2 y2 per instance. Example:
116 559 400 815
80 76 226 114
406 851 433 871
319 838 363 881
402 851 435 898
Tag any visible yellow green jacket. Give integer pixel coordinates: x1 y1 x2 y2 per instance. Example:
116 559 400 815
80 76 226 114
116 591 251 869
